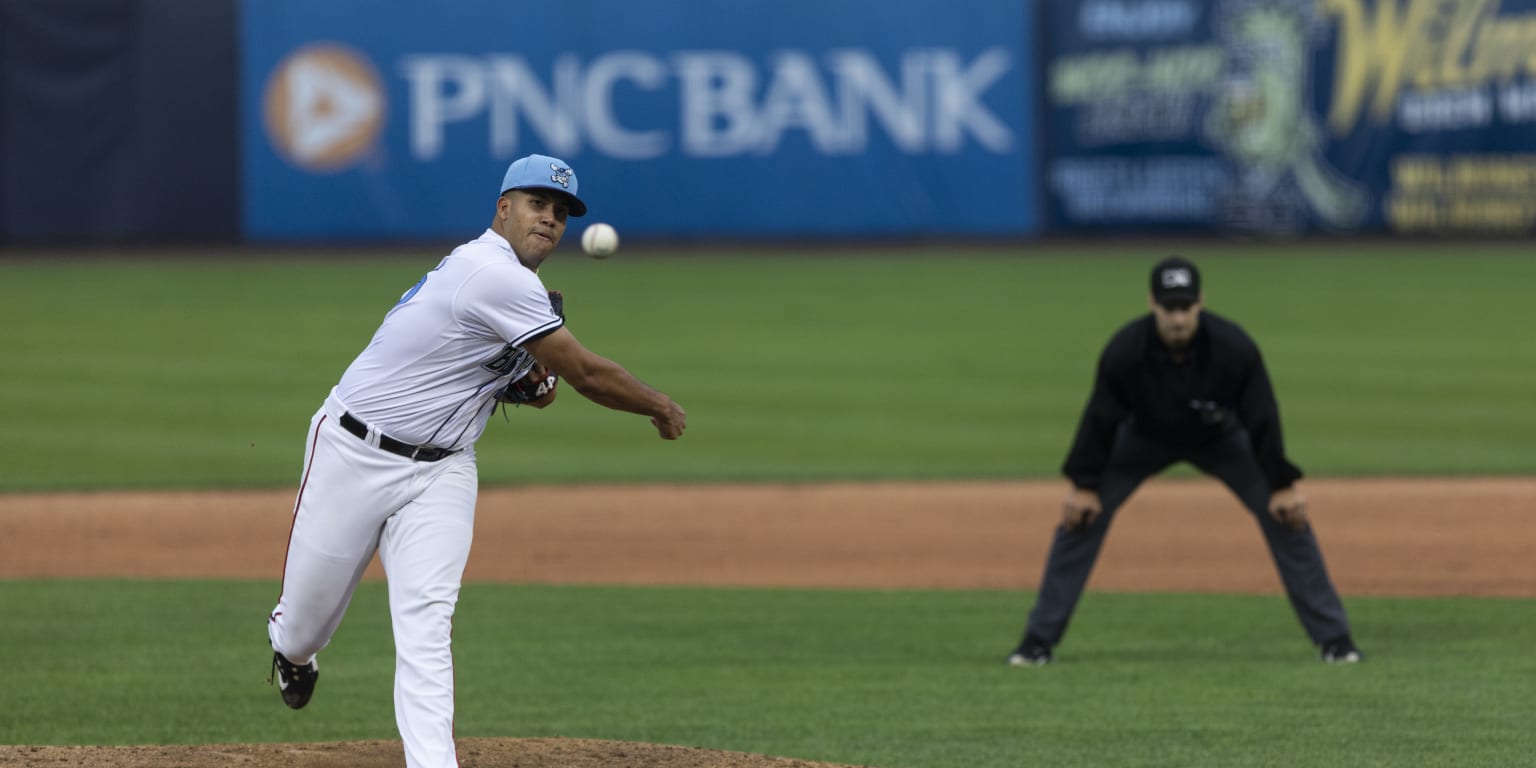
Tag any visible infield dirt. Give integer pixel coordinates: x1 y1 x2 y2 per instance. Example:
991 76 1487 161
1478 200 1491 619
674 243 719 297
1 477 1531 767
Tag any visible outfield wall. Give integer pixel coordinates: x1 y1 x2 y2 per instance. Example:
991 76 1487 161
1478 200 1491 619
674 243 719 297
0 0 239 242
1042 0 1536 238
5 0 1536 244
240 0 1038 241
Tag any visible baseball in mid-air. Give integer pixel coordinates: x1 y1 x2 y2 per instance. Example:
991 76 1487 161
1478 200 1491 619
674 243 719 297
580 222 619 259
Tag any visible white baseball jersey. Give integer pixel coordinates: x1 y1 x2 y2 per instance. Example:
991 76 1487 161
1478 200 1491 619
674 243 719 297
335 229 564 450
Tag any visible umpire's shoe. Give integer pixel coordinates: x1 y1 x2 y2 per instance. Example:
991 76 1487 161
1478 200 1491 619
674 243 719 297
1006 634 1053 667
269 651 320 709
1320 635 1363 664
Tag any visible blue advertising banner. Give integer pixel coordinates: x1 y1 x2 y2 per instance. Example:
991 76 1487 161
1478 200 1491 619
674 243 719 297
1045 0 1536 236
241 0 1038 240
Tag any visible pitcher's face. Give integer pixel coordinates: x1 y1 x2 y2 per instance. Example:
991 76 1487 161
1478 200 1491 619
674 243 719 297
496 189 570 269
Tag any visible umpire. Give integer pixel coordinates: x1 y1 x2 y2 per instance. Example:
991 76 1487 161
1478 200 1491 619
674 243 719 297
1007 256 1361 665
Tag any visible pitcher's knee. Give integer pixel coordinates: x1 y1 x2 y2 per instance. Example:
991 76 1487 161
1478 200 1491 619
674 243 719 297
268 608 334 660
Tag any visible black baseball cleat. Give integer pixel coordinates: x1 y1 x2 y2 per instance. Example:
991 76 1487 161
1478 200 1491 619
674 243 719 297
1320 635 1363 664
269 651 320 709
1006 634 1053 667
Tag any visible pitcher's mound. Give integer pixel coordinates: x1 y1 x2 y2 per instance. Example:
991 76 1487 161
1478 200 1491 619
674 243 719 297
0 737 867 767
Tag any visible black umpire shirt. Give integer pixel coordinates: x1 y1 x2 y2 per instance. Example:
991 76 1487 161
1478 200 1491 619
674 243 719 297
1062 310 1303 492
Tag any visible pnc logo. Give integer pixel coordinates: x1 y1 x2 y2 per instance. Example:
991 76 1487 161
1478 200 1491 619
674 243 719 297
262 43 385 172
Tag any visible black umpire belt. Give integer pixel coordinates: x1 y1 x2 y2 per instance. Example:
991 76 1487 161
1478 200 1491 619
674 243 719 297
339 412 458 462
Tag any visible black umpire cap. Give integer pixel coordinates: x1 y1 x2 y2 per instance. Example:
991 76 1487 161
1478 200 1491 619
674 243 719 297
1150 256 1201 304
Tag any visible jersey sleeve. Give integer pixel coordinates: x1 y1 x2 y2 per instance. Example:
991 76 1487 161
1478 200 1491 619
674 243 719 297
1235 340 1304 489
1061 329 1136 490
454 262 564 346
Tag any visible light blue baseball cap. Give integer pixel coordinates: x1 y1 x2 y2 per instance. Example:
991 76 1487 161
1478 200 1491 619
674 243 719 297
499 154 587 217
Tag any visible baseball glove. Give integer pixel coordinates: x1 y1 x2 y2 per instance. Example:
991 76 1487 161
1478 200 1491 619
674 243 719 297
499 291 565 405
502 366 557 404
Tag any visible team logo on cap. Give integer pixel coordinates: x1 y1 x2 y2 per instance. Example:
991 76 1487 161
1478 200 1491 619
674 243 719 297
549 163 573 188
1161 268 1193 288
262 43 385 172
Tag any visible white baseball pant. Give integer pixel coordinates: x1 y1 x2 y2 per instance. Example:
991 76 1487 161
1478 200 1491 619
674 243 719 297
268 394 478 768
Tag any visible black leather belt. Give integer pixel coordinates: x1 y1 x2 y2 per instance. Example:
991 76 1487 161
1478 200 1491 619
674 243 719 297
339 412 457 462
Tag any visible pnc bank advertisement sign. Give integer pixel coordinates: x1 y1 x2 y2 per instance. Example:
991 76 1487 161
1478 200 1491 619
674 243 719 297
241 0 1039 240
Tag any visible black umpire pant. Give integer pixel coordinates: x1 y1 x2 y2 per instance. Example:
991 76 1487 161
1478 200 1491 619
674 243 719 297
1024 421 1352 648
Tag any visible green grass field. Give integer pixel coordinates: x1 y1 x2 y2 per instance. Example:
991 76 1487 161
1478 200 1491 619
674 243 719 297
1 581 1532 767
1 242 1533 491
3 243 1533 766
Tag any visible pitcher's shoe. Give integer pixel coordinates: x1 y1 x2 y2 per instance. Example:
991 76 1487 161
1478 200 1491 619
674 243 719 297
269 651 319 709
